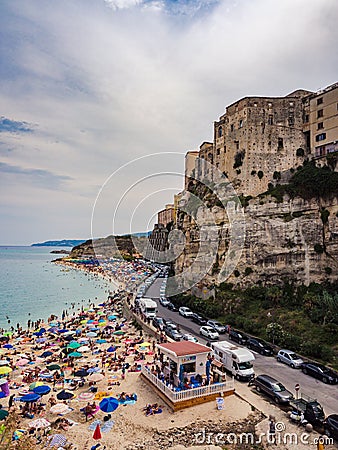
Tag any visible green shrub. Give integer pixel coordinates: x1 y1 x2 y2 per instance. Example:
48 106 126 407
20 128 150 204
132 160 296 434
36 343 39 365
325 267 332 275
296 148 305 157
320 208 330 224
244 267 253 276
314 243 324 254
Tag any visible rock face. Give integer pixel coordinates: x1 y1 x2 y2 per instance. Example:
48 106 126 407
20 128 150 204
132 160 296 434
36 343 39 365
174 193 338 288
68 235 147 260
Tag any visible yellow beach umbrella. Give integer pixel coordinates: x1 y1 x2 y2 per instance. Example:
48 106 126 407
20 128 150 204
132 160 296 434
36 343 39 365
0 366 12 374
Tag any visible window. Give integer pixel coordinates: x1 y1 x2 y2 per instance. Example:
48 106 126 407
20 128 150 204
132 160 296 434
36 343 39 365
216 148 220 155
224 146 226 153
268 115 273 125
230 124 234 132
317 97 323 105
304 114 309 123
278 138 284 149
235 141 239 150
218 126 223 138
239 119 243 128
317 109 323 118
317 122 324 130
288 116 294 126
316 133 326 142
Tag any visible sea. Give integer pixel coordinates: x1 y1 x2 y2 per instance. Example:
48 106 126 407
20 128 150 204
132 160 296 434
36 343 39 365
0 246 116 330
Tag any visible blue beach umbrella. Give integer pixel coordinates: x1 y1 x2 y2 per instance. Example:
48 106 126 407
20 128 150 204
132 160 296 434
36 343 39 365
3 344 13 349
20 393 41 402
57 329 69 333
99 397 119 413
96 339 106 344
106 346 116 353
40 351 53 358
33 385 51 395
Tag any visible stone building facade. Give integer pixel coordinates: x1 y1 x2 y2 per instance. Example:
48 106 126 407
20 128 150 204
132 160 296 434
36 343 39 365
158 204 175 227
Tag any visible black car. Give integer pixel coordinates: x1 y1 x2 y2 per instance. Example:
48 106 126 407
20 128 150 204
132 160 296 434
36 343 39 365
190 313 208 325
229 329 249 345
323 414 338 440
301 362 338 384
167 302 178 312
152 317 165 331
247 338 273 356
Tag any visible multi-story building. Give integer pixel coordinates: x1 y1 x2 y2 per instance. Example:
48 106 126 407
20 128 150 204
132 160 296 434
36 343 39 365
303 82 338 159
212 90 312 196
184 151 199 188
158 204 174 227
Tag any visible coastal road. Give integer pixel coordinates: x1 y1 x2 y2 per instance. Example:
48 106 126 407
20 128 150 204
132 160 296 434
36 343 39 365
145 279 337 416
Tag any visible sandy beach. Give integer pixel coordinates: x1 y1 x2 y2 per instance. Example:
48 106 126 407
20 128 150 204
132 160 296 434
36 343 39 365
0 260 336 450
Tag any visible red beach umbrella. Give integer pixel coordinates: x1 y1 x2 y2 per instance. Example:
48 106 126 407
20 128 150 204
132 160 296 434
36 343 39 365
92 423 102 440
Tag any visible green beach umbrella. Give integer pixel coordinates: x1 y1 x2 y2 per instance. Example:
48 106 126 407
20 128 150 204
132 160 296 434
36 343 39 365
0 410 9 420
3 332 12 337
47 364 61 371
68 351 82 358
67 342 81 350
113 331 125 335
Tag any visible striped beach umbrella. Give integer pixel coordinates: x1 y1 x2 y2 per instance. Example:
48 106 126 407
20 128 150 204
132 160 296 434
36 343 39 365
88 373 104 382
28 418 51 429
77 392 95 401
50 403 69 414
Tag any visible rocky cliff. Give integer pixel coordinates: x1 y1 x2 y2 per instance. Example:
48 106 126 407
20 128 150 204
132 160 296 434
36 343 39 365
174 163 338 288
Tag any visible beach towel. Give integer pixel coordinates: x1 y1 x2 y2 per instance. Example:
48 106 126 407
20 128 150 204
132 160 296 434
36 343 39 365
88 420 101 431
100 420 115 433
118 399 135 405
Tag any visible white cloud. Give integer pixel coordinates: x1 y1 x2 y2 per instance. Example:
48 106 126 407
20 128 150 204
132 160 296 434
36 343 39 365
104 0 142 10
0 0 337 243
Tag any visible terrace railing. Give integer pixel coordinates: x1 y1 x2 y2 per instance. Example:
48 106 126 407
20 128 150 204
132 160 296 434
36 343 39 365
141 365 234 403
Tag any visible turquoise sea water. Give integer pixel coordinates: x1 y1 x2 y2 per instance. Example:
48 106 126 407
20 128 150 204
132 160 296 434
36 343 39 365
0 246 115 330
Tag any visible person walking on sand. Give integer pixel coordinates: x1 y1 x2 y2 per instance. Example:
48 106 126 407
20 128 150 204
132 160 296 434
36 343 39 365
268 418 276 445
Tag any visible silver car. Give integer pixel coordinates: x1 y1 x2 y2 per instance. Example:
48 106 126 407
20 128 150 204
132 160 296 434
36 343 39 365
277 349 304 369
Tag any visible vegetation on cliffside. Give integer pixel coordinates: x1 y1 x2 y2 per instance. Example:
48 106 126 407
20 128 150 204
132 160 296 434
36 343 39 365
261 161 338 203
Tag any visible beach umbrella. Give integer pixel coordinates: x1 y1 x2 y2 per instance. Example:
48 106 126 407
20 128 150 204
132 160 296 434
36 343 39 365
88 373 104 382
3 344 13 349
86 332 97 337
20 393 41 402
29 381 44 390
96 339 106 344
93 424 102 440
99 397 119 413
39 373 53 379
46 433 67 448
77 392 94 401
47 364 61 371
113 331 125 335
36 338 47 343
64 335 74 341
68 351 82 358
67 341 81 349
40 351 53 358
87 367 100 374
3 332 13 337
78 345 90 352
108 315 117 320
0 360 9 366
0 366 12 375
57 329 69 333
33 385 51 395
28 418 51 429
106 346 116 353
74 369 88 377
16 358 29 366
50 403 69 414
56 390 74 400
0 410 9 420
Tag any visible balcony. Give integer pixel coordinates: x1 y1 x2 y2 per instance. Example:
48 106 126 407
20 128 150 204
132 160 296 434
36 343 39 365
141 365 235 411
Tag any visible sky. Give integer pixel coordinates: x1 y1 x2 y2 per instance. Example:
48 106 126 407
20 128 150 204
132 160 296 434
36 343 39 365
0 0 337 245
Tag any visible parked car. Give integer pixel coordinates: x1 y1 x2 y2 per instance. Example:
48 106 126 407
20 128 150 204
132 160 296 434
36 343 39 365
207 320 226 334
159 297 170 307
179 306 194 318
277 349 304 369
163 318 176 327
182 333 199 343
229 329 249 345
167 302 178 312
301 362 338 384
152 317 165 331
200 326 219 340
251 374 294 404
323 414 338 440
246 338 273 356
190 313 208 325
165 327 182 341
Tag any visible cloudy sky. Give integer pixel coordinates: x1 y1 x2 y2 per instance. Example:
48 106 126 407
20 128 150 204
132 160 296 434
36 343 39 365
0 0 337 245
